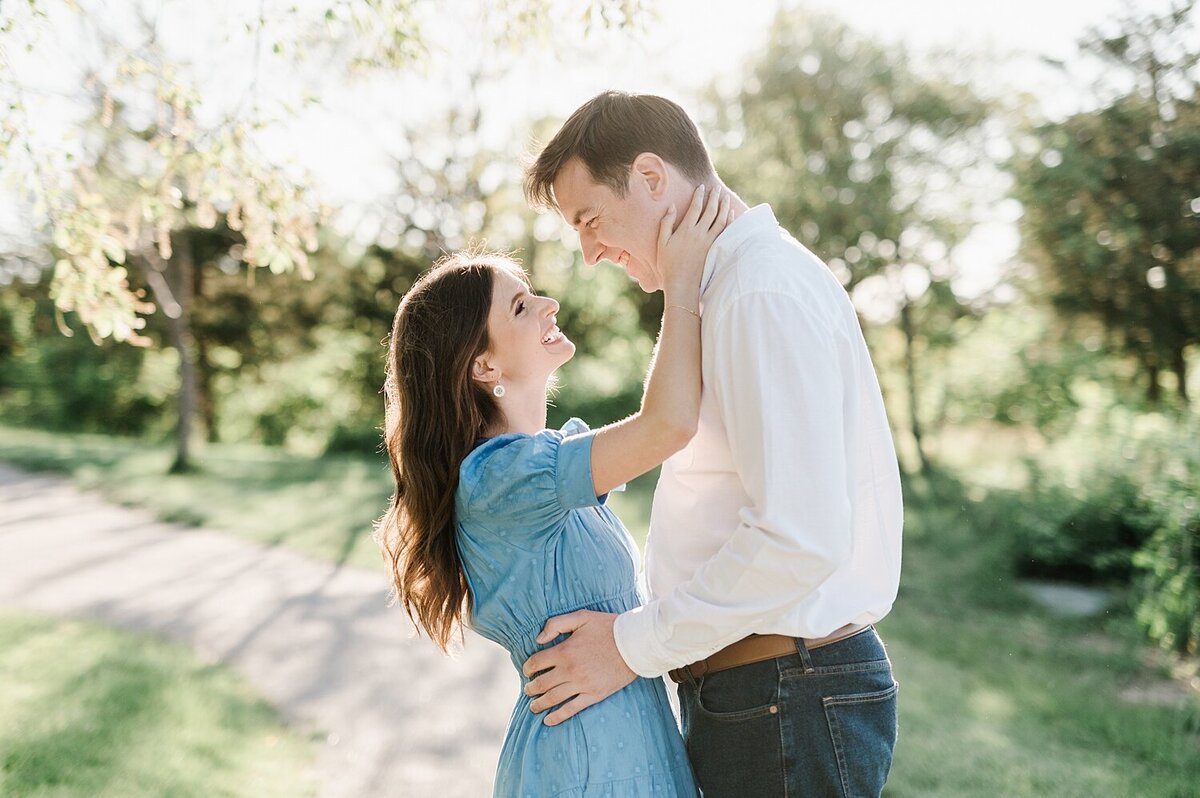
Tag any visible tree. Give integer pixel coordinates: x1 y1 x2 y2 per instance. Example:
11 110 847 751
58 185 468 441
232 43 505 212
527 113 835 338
0 0 651 469
705 9 992 471
2 3 328 469
1013 1 1200 405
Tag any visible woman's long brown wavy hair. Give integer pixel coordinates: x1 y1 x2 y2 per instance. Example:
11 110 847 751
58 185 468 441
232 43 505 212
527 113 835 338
374 252 521 650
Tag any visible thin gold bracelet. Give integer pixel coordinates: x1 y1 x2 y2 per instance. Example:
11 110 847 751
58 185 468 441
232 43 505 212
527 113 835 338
667 303 701 319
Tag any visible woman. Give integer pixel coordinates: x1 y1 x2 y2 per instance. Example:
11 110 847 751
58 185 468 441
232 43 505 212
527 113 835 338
376 184 730 796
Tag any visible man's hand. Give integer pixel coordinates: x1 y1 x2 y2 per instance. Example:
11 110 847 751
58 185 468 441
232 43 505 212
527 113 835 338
521 610 637 726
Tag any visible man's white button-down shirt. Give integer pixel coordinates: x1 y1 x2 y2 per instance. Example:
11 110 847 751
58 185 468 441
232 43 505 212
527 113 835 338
612 204 904 679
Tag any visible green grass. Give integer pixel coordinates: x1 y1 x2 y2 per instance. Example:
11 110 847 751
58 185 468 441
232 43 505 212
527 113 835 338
0 425 391 569
3 426 1198 796
0 612 316 798
880 473 1199 797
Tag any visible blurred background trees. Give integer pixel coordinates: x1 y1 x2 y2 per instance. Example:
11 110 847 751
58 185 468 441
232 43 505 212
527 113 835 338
0 0 645 469
1 0 1197 659
707 11 992 472
1015 1 1199 406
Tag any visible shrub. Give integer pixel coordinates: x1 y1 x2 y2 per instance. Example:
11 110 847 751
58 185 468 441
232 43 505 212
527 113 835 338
1132 480 1200 658
324 422 385 456
1007 469 1162 585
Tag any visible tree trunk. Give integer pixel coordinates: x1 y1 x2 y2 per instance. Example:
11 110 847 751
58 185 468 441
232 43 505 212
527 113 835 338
195 334 219 443
191 262 219 443
166 233 198 473
1172 347 1189 403
141 233 199 473
1147 362 1162 405
899 302 930 474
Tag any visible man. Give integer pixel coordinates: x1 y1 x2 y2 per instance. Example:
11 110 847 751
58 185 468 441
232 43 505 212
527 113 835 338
520 90 903 797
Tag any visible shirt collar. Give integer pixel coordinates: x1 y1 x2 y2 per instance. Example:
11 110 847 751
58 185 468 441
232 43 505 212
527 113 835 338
699 204 779 297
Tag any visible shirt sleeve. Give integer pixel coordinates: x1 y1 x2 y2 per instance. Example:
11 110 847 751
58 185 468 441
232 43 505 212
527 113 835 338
459 419 602 545
613 291 854 677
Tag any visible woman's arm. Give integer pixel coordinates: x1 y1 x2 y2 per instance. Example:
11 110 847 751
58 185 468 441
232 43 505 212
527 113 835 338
589 185 731 497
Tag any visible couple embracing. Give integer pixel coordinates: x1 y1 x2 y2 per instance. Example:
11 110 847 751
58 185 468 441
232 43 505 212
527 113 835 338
376 91 903 797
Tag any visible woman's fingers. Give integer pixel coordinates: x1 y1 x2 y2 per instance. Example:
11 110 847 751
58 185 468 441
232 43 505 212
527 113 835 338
657 204 677 251
658 184 731 262
716 189 732 232
682 184 706 227
699 186 723 231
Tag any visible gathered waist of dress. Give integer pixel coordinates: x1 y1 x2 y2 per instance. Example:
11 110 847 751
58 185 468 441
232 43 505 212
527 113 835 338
499 589 643 668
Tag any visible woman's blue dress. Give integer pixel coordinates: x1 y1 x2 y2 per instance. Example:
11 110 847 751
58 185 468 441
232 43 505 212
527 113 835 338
455 419 698 797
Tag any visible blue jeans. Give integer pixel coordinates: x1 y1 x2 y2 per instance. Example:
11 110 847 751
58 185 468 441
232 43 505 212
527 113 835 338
677 626 898 797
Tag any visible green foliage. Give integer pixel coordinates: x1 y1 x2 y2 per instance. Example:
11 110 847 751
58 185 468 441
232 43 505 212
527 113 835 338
0 226 435 454
964 410 1200 657
881 604 1200 797
22 48 321 344
0 0 657 345
1133 491 1200 658
0 612 315 798
936 304 1080 435
1131 428 1200 657
324 420 384 456
1000 468 1162 584
708 8 989 291
706 8 991 471
0 286 167 435
882 468 1200 795
534 256 657 431
1012 2 1200 402
897 469 1024 612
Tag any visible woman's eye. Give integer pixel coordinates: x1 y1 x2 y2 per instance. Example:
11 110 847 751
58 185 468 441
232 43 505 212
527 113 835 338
516 301 526 316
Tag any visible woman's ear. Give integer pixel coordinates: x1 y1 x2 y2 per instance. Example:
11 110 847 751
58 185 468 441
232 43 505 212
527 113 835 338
471 353 500 389
631 152 669 199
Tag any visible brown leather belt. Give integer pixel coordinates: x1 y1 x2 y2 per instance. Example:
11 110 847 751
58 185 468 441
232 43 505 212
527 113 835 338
667 623 871 684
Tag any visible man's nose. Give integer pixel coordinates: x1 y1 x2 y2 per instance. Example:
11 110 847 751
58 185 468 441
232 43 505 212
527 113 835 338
580 231 603 267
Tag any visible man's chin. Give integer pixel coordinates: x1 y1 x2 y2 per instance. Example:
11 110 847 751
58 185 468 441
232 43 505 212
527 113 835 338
627 271 660 294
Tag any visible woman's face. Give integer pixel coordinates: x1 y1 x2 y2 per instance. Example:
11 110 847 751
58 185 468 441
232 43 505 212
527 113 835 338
479 267 575 386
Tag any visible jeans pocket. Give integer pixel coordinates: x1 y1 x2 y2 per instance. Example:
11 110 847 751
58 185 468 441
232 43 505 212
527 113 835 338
683 662 786 797
693 659 780 721
822 681 899 798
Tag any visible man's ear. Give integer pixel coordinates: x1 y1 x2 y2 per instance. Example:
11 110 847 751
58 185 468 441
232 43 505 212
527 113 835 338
471 353 500 389
631 152 669 200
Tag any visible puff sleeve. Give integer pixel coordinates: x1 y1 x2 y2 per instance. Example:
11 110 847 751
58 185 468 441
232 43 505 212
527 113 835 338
456 418 602 546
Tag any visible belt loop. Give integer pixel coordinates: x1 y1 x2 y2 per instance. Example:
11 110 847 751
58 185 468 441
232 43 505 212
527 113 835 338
794 636 816 673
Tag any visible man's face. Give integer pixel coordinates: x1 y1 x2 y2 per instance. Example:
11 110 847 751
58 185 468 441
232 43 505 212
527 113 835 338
552 157 666 293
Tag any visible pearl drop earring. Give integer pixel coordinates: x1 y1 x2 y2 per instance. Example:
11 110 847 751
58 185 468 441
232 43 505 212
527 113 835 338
492 384 505 398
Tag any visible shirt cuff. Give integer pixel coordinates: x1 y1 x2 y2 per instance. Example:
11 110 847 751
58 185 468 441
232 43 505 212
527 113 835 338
613 603 676 678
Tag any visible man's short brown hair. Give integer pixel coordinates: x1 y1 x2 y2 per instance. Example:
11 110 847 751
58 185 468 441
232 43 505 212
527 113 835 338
524 91 716 211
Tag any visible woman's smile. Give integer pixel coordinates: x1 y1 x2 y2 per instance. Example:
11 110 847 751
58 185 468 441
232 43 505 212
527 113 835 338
541 319 565 347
